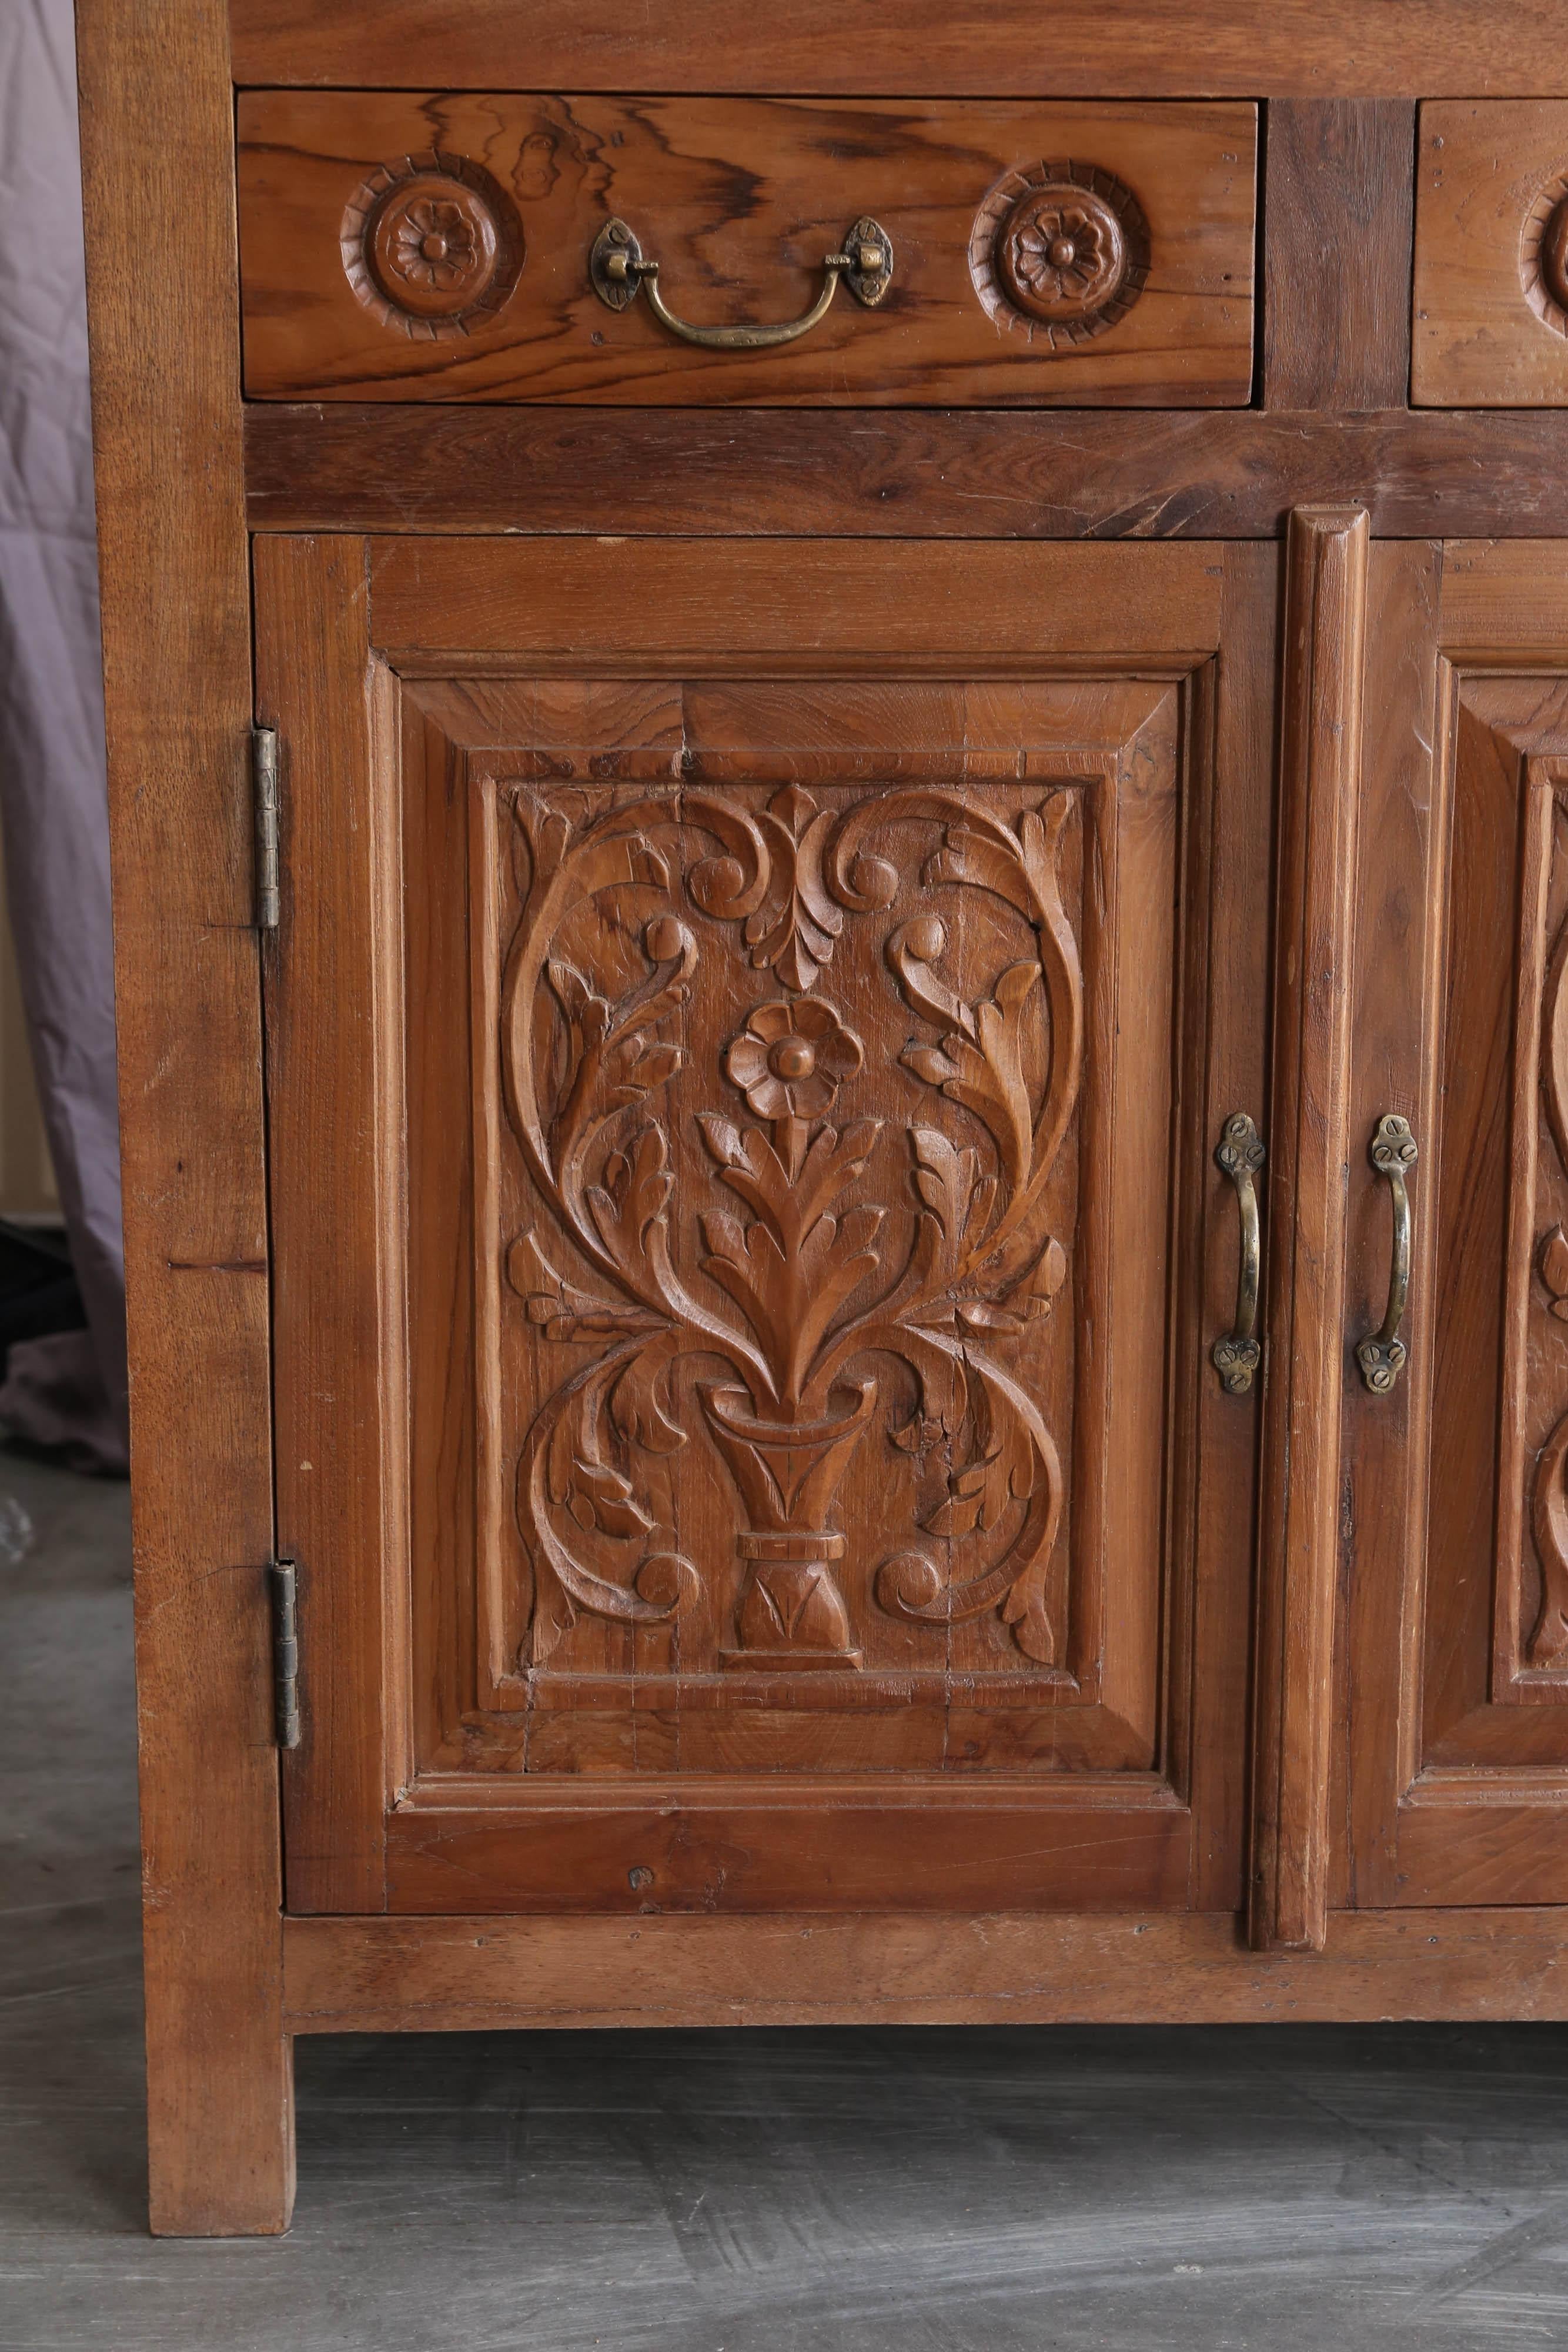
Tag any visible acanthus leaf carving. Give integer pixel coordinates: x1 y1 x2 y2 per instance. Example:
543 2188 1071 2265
1543 892 1568 1182
1532 1411 1568 1671
502 779 1084 1671
1541 1222 1568 1320
1526 810 1568 1670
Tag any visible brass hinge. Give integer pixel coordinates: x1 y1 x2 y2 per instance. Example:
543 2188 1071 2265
252 726 280 931
269 1559 300 1749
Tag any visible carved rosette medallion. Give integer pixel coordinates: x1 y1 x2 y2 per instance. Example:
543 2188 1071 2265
1521 171 1568 338
499 779 1084 1676
969 161 1148 347
341 151 523 339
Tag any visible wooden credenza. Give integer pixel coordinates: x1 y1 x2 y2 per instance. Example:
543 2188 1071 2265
77 1 1568 2235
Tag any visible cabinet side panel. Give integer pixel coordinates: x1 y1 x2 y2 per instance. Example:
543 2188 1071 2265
76 0 292 2236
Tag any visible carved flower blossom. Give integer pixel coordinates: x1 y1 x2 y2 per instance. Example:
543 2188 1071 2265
1010 205 1105 305
391 198 479 289
724 997 862 1122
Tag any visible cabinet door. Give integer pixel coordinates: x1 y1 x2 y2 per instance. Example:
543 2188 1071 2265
1348 542 1568 1906
256 535 1272 1916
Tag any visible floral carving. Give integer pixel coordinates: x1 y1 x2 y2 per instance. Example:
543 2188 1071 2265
1522 176 1568 338
724 997 863 1124
502 779 1083 1672
1542 1224 1568 1321
387 196 481 292
1533 1412 1568 1669
340 151 523 340
969 161 1148 349
1001 195 1123 319
1527 828 1568 1668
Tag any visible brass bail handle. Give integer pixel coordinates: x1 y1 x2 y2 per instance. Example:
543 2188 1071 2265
589 215 894 349
1212 1112 1265 1395
1357 1111 1418 1395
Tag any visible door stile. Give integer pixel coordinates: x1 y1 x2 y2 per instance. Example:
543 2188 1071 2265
1339 543 1447 1908
256 533 407 1914
1187 542 1282 1908
1251 505 1369 1952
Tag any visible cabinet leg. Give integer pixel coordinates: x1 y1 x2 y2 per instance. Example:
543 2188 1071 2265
145 1962 295 2236
137 1561 297 2237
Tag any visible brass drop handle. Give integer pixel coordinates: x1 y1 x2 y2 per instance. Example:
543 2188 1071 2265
1357 1112 1418 1394
1212 1112 1265 1395
589 215 894 349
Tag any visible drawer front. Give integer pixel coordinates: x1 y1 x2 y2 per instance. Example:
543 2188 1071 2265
238 93 1255 406
1415 100 1568 407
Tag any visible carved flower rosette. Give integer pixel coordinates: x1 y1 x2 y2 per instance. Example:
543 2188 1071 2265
340 149 524 340
1521 171 1568 339
499 773 1084 1681
969 159 1149 348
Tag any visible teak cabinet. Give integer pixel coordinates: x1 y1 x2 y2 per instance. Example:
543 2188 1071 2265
76 0 1568 2236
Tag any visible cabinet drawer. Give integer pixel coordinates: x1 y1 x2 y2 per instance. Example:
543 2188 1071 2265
237 93 1255 406
1415 101 1568 406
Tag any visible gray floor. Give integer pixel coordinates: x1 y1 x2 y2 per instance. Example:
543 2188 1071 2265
7 1458 1568 2349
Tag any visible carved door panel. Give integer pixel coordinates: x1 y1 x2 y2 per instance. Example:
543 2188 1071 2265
1346 543 1568 1907
256 535 1272 1916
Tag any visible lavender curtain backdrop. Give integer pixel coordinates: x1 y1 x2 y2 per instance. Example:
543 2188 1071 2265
0 0 126 1474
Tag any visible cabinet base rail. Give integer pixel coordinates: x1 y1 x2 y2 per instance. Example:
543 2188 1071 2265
281 1908 1568 2033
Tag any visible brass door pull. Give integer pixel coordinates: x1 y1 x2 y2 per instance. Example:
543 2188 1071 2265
589 215 894 348
1357 1111 1418 1394
1212 1112 1265 1394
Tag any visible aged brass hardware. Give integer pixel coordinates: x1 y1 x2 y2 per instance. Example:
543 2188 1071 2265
1357 1112 1418 1395
589 215 894 348
1212 1111 1265 1395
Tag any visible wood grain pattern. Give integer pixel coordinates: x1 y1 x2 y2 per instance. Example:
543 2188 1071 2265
76 0 292 2239
366 538 1226 662
1251 507 1369 1954
245 407 1568 542
1440 540 1568 659
385 1788 1193 1915
1414 102 1568 408
238 93 1256 408
226 1 1568 99
1262 102 1415 411
282 1906 1568 2033
1395 1789 1568 1907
